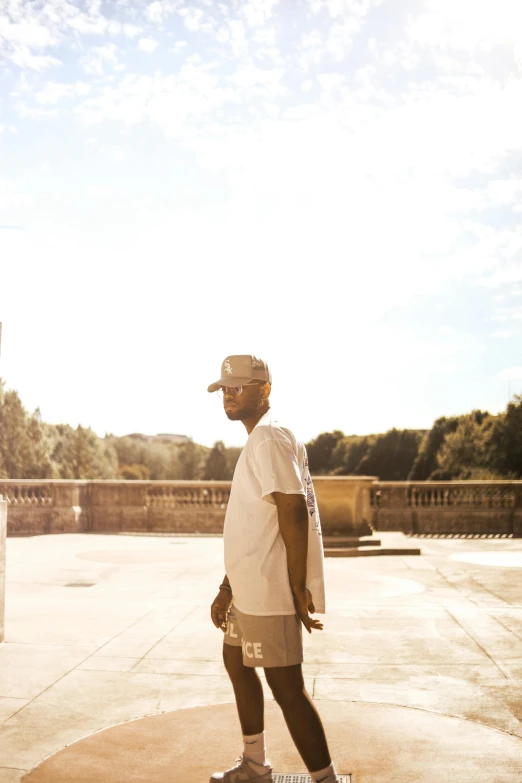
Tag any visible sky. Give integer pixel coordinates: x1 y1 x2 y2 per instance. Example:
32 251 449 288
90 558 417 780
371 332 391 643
0 0 521 449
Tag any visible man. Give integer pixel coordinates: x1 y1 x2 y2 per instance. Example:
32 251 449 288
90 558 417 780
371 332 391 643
209 355 340 783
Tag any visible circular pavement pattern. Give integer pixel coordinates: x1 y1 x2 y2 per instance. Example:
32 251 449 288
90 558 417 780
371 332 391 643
22 700 522 783
449 550 522 568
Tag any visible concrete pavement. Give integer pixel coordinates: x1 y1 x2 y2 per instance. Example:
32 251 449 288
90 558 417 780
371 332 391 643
0 532 521 781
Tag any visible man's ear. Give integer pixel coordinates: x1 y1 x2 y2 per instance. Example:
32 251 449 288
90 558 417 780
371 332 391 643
261 382 271 401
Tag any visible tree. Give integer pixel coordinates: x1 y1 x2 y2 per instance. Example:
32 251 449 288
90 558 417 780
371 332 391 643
0 380 54 478
331 435 374 475
433 411 493 480
408 416 460 480
176 439 207 480
203 441 228 480
55 425 118 479
356 429 423 480
486 395 522 478
305 430 344 474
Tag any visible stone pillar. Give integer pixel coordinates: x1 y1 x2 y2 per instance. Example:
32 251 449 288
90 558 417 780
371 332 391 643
0 495 6 642
50 482 88 533
89 482 148 532
513 485 522 538
313 476 377 536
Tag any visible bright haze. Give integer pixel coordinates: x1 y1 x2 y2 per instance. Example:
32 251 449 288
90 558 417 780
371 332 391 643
0 0 521 448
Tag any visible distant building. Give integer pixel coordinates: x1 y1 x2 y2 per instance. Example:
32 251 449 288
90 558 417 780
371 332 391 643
125 433 190 444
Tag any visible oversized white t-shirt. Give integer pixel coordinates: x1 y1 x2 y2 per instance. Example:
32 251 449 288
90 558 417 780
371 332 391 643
223 411 326 616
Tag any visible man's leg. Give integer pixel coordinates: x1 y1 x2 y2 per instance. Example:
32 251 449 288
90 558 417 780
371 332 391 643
223 642 264 736
264 663 331 773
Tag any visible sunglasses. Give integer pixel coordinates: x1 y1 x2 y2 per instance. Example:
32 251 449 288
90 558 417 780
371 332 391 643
217 382 262 398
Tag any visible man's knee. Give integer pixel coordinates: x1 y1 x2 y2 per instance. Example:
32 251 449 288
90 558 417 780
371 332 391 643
223 642 246 676
264 664 305 705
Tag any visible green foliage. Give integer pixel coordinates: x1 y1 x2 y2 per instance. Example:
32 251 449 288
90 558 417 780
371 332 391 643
331 435 374 475
118 463 151 480
486 395 522 479
176 439 207 480
433 412 493 480
2 375 521 482
50 424 118 479
203 441 228 480
306 430 345 474
408 416 460 480
0 381 54 478
357 429 424 480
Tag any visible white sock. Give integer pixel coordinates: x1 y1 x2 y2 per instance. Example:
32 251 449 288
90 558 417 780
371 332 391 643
310 762 337 783
243 732 270 769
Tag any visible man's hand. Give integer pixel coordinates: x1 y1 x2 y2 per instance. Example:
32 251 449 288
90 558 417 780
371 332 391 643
211 589 232 632
293 587 323 634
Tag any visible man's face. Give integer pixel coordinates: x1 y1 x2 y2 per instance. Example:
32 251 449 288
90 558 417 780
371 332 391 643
222 382 266 421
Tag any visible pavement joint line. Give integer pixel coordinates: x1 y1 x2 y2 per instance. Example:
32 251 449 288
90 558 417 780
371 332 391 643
311 698 522 740
444 609 509 680
128 604 202 672
0 767 28 772
486 612 522 644
5 609 159 722
432 566 481 608
86 608 156 658
467 574 510 606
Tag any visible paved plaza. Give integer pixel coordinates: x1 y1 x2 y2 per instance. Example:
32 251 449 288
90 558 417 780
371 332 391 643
1 532 522 782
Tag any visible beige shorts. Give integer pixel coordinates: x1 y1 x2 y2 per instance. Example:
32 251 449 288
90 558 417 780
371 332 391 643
224 602 303 668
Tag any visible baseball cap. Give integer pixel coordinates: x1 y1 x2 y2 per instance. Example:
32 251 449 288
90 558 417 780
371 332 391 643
207 355 272 393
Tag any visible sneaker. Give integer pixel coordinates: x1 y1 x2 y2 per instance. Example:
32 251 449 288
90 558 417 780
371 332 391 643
210 753 273 783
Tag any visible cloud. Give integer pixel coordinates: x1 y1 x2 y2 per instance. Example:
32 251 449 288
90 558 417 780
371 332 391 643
408 0 522 52
0 179 31 210
316 72 345 91
123 23 142 38
0 18 56 48
178 6 215 33
138 37 159 53
497 366 522 381
0 0 130 72
491 330 515 339
493 306 522 323
239 0 280 28
171 40 188 53
86 185 114 198
145 2 165 24
9 49 61 71
81 43 120 76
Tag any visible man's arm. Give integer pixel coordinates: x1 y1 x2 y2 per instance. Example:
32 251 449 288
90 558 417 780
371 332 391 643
272 492 323 633
272 492 308 594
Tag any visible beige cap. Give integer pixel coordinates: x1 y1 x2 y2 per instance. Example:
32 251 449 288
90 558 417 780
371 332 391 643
207 355 272 393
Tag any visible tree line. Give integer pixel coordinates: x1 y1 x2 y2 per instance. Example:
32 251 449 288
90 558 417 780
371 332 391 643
306 399 522 480
0 377 239 481
0 377 520 481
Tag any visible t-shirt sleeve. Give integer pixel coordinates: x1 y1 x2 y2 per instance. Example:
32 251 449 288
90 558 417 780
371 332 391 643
252 437 306 505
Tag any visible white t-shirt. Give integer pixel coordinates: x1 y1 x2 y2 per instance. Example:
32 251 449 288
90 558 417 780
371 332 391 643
223 411 326 616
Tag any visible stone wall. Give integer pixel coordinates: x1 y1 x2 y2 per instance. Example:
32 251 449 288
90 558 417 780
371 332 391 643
2 478 521 539
0 478 375 537
0 495 6 643
371 481 522 536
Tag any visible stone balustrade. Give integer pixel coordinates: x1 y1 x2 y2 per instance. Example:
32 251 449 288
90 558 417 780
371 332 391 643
2 478 521 539
0 477 375 537
371 481 522 536
0 495 6 642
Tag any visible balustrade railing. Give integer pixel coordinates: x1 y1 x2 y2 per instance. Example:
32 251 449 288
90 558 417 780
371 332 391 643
0 483 54 506
146 484 230 508
1 478 521 537
371 481 522 535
